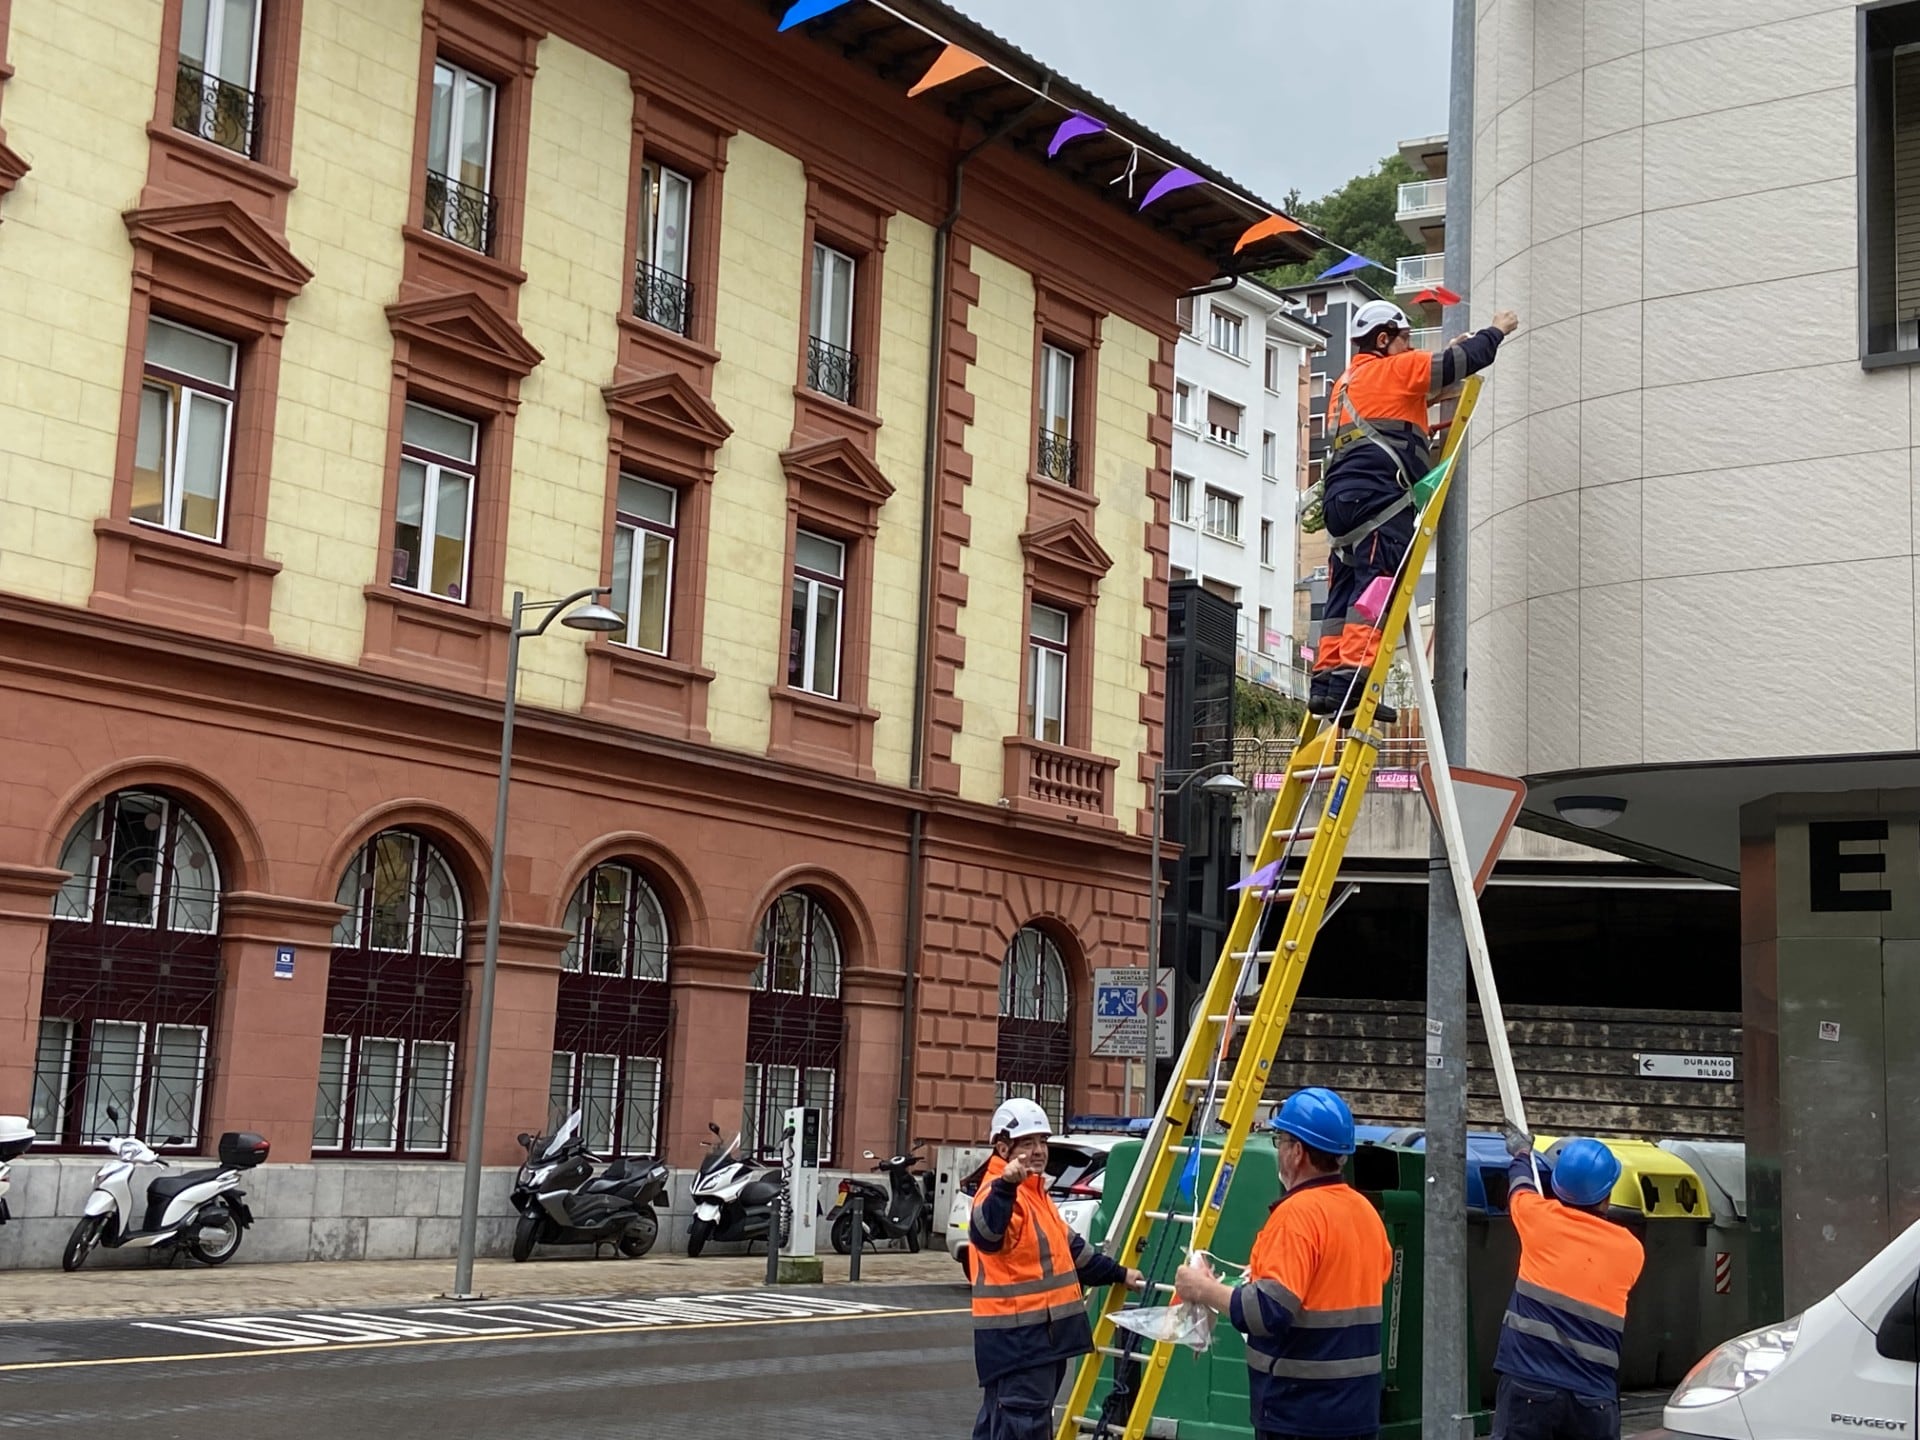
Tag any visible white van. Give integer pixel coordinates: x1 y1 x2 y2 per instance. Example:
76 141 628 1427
1654 1217 1918 1438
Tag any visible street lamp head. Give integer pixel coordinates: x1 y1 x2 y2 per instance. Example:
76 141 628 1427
561 602 627 633
1200 771 1247 796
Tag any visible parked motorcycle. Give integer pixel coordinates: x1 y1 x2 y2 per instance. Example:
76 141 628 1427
510 1110 667 1262
0 1116 33 1226
63 1111 265 1271
686 1122 782 1257
827 1144 929 1254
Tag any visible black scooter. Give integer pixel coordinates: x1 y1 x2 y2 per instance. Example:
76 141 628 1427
510 1110 666 1261
827 1144 928 1254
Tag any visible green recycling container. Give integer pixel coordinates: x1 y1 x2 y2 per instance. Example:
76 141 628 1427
1079 1139 1488 1439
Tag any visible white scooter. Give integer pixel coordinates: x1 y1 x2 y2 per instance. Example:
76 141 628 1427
63 1110 267 1272
0 1115 33 1226
685 1122 783 1257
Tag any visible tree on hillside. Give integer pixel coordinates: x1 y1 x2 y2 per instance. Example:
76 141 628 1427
1261 153 1420 293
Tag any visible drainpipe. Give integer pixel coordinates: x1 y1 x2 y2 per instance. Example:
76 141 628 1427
896 84 1052 1152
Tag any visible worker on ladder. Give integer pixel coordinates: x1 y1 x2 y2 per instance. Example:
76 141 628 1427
1492 1132 1645 1440
968 1097 1145 1440
1308 301 1519 724
1172 1087 1393 1440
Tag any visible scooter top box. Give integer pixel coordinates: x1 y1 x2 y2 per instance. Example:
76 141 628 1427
0 1116 32 1163
217 1131 270 1169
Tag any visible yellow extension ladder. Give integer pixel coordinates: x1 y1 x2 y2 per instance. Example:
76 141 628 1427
1056 376 1525 1440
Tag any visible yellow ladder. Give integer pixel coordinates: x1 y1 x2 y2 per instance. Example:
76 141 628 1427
1055 376 1486 1440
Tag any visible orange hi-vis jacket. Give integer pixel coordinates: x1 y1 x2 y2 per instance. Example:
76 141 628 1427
1323 348 1435 492
967 1154 1124 1385
1493 1161 1646 1401
1228 1176 1394 1439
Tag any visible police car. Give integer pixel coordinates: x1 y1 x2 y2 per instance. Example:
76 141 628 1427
944 1117 1148 1272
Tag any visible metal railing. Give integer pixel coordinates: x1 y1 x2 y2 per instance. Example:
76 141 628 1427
1394 252 1446 292
633 258 693 336
1410 327 1444 351
174 58 261 159
424 170 496 255
807 335 858 406
1396 177 1447 217
1037 429 1079 486
1207 422 1241 448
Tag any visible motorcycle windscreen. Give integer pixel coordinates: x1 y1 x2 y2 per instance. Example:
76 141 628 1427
540 1110 582 1161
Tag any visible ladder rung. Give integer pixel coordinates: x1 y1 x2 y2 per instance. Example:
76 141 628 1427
1152 1281 1175 1295
1251 887 1298 902
1096 1343 1135 1359
1146 1209 1200 1224
1184 1077 1229 1090
1273 825 1317 844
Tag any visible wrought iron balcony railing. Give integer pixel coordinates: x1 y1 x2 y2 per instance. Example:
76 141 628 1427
173 58 261 159
1037 428 1079 486
807 335 858 406
423 170 496 256
633 258 693 337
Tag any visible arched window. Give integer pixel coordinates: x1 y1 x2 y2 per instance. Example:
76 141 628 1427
315 830 465 1155
32 790 224 1150
746 890 842 1162
997 926 1071 1131
550 862 670 1156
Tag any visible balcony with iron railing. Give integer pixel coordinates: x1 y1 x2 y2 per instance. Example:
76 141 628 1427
173 58 261 159
633 258 692 337
1036 428 1079 487
807 335 858 406
423 171 495 256
1394 252 1446 294
1410 327 1444 351
1395 177 1447 240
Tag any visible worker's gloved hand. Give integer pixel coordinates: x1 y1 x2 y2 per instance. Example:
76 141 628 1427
1504 1127 1534 1159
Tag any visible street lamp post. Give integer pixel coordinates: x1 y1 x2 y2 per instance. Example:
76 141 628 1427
450 586 625 1300
1144 759 1246 1114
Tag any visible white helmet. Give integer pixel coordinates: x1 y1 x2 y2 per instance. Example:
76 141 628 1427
989 1097 1052 1144
1349 299 1411 341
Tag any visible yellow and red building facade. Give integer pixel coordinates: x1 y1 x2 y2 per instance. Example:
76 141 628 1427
0 0 1313 1168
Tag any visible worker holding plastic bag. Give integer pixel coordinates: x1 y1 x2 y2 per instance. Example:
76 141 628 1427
968 1097 1145 1440
1173 1088 1394 1440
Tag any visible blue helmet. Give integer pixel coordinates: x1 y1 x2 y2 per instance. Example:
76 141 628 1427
1270 1087 1356 1156
1549 1138 1621 1208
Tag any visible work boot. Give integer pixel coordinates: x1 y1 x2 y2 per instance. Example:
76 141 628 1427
1307 670 1397 726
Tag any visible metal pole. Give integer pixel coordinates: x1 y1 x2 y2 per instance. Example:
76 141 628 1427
848 1193 864 1282
452 591 524 1300
1144 762 1163 1115
1423 0 1476 1429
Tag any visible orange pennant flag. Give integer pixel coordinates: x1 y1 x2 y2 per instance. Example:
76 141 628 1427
1234 214 1304 253
908 44 988 97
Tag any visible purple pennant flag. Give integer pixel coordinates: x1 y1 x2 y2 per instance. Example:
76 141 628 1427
1139 165 1205 211
1048 112 1107 158
1232 858 1284 893
778 0 853 29
1316 252 1379 280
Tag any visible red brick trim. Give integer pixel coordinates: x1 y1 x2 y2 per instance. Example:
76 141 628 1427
923 237 980 796
791 169 890 448
1028 280 1102 493
1135 335 1177 833
619 83 733 380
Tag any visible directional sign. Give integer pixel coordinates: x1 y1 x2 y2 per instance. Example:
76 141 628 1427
1090 967 1173 1058
1635 1053 1735 1082
1417 763 1526 896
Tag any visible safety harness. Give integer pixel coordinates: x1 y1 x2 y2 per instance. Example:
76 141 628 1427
1298 381 1428 562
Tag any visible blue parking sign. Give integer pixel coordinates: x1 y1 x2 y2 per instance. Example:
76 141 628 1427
1096 985 1137 1019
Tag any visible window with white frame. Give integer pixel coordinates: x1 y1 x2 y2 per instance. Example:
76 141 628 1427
132 319 237 543
1203 486 1241 541
788 529 845 698
1260 519 1274 567
611 475 676 655
1310 412 1325 439
807 242 858 403
1262 430 1279 477
1028 603 1070 747
1172 472 1193 525
1207 395 1244 448
747 890 843 1162
1038 343 1078 485
1210 307 1245 358
174 0 262 157
1258 606 1275 654
392 402 477 603
1174 381 1194 430
1264 344 1282 392
424 60 497 253
996 926 1070 1131
635 160 694 334
1312 370 1330 399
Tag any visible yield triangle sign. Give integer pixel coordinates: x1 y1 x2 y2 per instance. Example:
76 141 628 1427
1416 764 1527 896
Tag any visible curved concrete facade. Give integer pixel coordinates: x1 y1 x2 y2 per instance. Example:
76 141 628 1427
1464 0 1920 876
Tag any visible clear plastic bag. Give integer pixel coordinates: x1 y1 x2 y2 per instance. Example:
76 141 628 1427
1110 1300 1215 1351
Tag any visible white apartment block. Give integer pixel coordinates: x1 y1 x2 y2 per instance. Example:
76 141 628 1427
1170 280 1326 697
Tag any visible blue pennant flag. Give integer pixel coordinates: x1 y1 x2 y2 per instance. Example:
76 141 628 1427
1316 252 1379 280
779 0 853 29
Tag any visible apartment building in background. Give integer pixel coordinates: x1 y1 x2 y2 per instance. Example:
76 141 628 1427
0 0 1322 1225
1169 279 1324 697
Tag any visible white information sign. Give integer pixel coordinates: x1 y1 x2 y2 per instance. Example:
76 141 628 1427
1090 967 1174 1058
1635 1053 1735 1081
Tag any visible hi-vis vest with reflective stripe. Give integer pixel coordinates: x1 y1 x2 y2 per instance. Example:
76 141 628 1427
1494 1183 1645 1401
969 1156 1086 1330
1325 348 1434 484
1238 1178 1393 1438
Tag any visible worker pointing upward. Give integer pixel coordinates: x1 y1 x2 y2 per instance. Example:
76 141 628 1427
1493 1132 1646 1440
1309 301 1519 724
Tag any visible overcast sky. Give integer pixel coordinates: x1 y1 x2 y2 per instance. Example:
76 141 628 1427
949 0 1453 204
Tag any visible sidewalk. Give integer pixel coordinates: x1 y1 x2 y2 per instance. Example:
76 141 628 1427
0 1248 964 1323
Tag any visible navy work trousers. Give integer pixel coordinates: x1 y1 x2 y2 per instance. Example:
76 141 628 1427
1491 1374 1621 1440
972 1360 1068 1440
